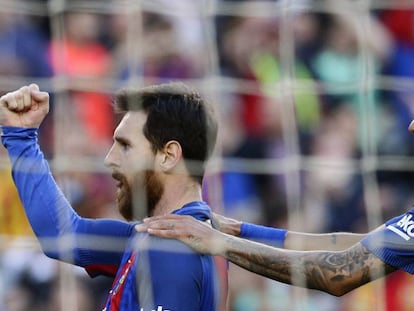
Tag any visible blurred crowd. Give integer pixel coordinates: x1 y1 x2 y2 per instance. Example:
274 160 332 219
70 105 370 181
2 1 414 310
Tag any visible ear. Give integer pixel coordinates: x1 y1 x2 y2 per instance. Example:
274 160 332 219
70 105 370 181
157 140 183 172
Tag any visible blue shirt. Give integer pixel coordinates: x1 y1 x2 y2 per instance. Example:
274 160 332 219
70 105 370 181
361 206 414 274
1 127 220 311
104 203 219 310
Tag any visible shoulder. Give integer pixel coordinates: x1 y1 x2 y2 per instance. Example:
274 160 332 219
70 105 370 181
134 235 214 279
132 235 220 311
360 208 414 273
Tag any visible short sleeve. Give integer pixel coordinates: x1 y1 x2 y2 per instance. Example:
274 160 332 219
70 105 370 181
361 207 414 274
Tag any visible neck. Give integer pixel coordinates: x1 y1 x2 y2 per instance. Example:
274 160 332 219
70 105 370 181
153 178 202 216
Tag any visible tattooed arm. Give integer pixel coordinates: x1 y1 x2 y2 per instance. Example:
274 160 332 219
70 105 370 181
136 215 397 296
222 235 397 296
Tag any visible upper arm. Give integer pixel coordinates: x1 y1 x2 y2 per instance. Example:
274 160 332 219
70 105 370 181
73 218 134 275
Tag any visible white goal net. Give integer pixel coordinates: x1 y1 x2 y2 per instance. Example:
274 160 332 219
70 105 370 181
1 0 414 310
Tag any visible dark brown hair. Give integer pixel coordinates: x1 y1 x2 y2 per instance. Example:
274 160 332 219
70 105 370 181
114 82 218 184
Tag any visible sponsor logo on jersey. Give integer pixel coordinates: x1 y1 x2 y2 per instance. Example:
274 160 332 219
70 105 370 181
387 214 414 241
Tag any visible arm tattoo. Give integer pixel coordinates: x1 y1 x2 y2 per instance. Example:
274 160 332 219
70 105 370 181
224 238 397 296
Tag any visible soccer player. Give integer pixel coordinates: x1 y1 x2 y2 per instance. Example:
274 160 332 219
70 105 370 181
137 116 414 298
0 83 224 310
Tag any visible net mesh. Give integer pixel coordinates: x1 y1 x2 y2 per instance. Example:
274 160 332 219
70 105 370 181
1 0 414 310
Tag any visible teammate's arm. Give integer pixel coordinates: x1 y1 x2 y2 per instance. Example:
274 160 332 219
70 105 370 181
213 235 396 296
212 212 367 251
137 214 398 296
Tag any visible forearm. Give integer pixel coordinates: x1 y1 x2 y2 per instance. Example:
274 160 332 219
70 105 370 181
219 236 388 296
219 235 327 291
239 221 366 251
285 231 367 251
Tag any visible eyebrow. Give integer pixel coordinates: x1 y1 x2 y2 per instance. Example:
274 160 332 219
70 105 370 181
114 135 131 146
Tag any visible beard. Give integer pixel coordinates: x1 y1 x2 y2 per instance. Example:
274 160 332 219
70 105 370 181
112 170 164 221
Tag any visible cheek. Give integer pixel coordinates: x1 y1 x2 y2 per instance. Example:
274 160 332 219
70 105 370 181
123 155 155 183
132 159 155 175
122 150 153 171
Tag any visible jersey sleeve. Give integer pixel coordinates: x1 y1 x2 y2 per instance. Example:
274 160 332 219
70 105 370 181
240 222 287 247
361 206 414 274
136 237 219 311
1 127 134 276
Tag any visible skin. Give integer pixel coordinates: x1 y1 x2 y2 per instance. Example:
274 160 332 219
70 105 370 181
137 214 397 296
104 111 163 220
0 84 49 128
3 85 414 298
0 84 204 221
211 212 367 251
1 85 228 311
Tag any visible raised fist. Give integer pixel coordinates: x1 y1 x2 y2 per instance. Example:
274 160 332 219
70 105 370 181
0 84 49 128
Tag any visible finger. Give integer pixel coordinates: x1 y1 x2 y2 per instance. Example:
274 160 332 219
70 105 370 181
21 86 31 110
145 220 175 230
210 213 219 229
135 223 148 232
0 94 7 108
15 87 31 112
29 83 48 104
16 91 25 111
147 228 178 239
143 217 157 223
143 214 187 223
30 90 49 112
205 219 212 228
31 91 49 102
0 104 7 125
29 83 39 92
3 93 18 110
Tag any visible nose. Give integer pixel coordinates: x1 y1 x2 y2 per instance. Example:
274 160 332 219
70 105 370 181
409 120 414 134
104 144 118 168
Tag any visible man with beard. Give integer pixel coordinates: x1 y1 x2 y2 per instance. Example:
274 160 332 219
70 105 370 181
0 83 223 310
